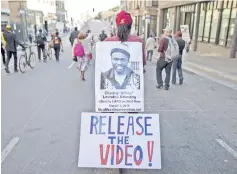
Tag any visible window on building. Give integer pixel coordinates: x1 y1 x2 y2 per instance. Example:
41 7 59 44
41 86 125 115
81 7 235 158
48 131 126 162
203 9 212 42
209 9 218 43
152 1 158 7
227 9 237 47
198 5 205 41
219 9 231 46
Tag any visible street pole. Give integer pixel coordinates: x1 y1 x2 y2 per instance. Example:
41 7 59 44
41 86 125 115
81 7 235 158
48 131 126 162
192 2 201 51
230 12 237 58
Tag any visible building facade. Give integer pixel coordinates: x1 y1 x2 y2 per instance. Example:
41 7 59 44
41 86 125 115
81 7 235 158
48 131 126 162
122 0 158 39
158 0 237 48
1 1 10 28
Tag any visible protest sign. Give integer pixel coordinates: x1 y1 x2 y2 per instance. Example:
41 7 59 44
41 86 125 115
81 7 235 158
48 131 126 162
180 25 191 42
78 112 161 169
95 42 144 113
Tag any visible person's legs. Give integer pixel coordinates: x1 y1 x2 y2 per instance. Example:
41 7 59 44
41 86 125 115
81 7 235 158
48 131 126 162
156 58 166 88
41 44 46 61
177 56 184 85
54 47 60 61
150 50 153 61
37 46 41 61
164 62 172 90
147 51 150 61
172 57 179 84
1 46 6 65
12 52 18 72
5 51 12 73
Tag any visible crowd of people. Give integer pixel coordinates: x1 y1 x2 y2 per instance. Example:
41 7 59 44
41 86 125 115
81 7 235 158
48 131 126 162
1 10 190 90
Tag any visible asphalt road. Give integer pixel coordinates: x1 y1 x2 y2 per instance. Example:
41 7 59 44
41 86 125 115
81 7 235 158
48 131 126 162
1 35 237 174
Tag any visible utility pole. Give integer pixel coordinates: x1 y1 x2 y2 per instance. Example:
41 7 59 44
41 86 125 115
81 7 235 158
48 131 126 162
230 12 237 58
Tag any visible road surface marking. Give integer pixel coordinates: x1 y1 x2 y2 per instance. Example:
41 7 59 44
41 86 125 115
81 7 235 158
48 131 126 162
1 137 20 163
68 61 76 69
216 139 237 160
20 94 50 133
185 98 203 112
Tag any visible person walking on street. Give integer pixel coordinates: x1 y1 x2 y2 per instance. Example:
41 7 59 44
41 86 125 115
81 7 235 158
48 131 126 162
99 30 107 41
72 32 91 81
1 27 6 65
104 10 146 74
28 33 33 44
172 31 190 85
53 32 63 62
156 27 179 90
3 25 25 73
36 29 47 62
69 27 79 62
146 34 156 61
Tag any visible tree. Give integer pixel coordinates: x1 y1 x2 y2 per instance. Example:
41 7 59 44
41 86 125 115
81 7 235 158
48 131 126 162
110 6 120 12
94 12 102 20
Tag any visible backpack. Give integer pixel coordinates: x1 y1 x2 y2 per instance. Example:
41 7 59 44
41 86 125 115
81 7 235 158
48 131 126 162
74 39 85 57
37 33 45 45
164 36 179 62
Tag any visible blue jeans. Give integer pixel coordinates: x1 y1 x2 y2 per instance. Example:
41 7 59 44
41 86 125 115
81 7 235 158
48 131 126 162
172 55 183 84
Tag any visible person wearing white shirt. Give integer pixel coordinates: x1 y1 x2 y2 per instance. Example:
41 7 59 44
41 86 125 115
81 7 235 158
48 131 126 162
146 35 156 61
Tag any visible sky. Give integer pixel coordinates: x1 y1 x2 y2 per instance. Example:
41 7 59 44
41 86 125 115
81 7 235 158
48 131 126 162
65 0 120 19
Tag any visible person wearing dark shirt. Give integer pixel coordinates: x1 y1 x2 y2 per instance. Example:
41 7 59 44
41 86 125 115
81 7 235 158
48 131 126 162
53 32 63 61
156 27 173 90
36 29 47 62
99 30 107 41
172 31 190 85
100 46 140 90
3 25 25 73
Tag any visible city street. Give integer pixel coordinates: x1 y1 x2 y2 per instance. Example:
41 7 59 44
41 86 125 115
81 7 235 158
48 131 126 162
2 36 237 174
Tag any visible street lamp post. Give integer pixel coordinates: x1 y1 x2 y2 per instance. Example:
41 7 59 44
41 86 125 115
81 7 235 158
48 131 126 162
20 9 28 43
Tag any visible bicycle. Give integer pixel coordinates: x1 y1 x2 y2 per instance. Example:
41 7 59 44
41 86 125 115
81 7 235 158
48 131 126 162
19 44 37 73
44 41 53 61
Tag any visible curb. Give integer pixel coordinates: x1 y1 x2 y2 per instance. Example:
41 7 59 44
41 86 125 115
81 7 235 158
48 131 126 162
183 61 237 83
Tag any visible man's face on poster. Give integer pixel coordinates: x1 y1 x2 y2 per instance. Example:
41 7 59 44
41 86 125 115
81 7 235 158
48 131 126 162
111 52 129 74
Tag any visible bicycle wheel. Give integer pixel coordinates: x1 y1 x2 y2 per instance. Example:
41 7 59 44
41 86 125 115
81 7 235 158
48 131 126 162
29 52 36 68
19 55 27 73
48 48 52 59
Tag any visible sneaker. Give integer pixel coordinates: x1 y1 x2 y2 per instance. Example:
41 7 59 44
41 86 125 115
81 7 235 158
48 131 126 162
5 68 10 74
179 78 183 85
156 84 163 89
14 69 19 73
165 86 169 90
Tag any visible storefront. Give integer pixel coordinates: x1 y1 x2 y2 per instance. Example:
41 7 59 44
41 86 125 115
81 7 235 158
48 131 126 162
198 0 237 47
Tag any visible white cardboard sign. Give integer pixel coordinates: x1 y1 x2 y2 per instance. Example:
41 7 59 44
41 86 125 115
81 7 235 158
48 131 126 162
180 25 191 42
95 42 144 113
78 112 161 169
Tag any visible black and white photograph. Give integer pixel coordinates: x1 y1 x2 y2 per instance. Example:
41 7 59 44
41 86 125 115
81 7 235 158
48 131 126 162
95 41 144 112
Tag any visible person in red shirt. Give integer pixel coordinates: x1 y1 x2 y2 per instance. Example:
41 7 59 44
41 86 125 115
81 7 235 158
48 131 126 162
104 10 146 72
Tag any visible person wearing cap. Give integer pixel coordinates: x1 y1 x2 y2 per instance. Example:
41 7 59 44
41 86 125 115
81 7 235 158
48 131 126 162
100 44 140 89
104 10 146 72
172 31 190 85
1 27 6 65
3 25 25 73
156 26 173 90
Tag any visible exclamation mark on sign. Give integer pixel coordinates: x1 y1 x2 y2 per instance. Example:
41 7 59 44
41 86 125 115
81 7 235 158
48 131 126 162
147 141 154 167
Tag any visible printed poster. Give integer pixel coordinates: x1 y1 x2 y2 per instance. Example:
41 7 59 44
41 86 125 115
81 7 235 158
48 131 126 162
78 112 161 169
180 25 191 42
95 42 144 112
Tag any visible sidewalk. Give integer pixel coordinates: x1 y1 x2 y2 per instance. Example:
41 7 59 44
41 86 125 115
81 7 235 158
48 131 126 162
183 51 237 83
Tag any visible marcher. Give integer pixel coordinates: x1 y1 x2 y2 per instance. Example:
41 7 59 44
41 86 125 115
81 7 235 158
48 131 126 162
156 27 179 90
1 28 6 65
72 32 91 81
53 31 63 61
36 29 47 62
172 31 190 85
69 27 79 46
28 33 33 44
104 10 146 74
146 34 156 61
3 25 25 73
99 30 107 41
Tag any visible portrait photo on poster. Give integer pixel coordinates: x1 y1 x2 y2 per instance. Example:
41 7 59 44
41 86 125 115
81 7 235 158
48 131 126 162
95 42 144 113
99 42 141 90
